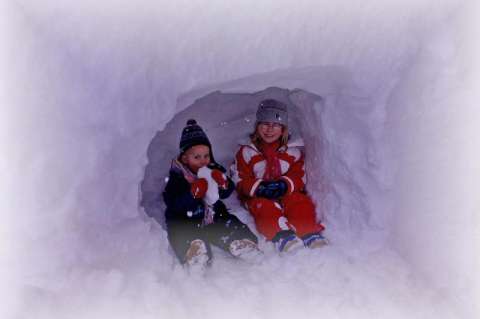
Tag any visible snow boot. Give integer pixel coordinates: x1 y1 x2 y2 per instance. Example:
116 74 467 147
302 233 328 249
229 239 263 262
275 234 304 253
184 239 210 269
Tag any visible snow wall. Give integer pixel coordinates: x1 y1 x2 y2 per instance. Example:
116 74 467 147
2 1 479 318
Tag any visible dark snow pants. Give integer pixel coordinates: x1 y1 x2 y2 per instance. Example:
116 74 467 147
166 210 258 264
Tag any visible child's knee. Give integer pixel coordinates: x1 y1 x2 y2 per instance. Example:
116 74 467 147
283 194 316 219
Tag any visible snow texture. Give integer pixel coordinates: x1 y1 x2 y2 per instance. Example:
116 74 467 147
2 1 479 319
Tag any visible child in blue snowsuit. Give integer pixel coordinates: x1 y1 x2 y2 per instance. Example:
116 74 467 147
163 119 259 267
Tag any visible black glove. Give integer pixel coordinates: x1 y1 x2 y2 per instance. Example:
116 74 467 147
255 180 288 199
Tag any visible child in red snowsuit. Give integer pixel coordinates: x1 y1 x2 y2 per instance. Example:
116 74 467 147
232 99 327 252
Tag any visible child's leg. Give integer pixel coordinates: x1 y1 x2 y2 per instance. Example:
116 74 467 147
282 193 325 238
245 197 286 241
166 219 212 264
205 205 258 252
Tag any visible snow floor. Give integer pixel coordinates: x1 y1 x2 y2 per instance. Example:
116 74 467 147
14 200 461 319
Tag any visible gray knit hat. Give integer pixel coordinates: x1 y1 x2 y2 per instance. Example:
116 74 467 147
256 99 288 126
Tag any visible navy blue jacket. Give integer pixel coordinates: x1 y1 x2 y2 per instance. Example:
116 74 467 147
163 162 235 221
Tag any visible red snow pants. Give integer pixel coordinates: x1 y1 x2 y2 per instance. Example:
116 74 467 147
245 192 324 241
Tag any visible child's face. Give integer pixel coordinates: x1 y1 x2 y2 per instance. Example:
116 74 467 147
257 122 284 144
181 144 211 173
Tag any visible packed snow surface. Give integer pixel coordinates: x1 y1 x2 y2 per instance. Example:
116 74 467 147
2 1 479 319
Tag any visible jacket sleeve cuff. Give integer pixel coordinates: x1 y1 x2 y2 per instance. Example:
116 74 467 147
281 176 295 194
249 179 263 197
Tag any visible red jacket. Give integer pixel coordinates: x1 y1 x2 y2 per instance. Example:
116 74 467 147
232 142 307 200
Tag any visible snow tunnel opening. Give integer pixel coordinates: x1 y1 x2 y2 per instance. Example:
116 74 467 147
141 82 382 245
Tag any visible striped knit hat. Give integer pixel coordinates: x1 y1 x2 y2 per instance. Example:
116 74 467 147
179 119 211 153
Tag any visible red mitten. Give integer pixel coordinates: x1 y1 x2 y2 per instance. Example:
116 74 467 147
211 169 228 189
191 178 208 198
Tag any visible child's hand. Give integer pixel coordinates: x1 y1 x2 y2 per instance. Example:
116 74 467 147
191 178 208 198
211 169 228 189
